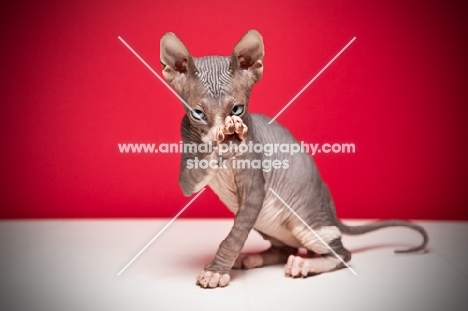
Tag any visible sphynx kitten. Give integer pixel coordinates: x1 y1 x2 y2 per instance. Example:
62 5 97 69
159 30 428 288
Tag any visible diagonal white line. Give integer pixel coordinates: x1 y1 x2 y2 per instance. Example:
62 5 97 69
117 188 206 276
268 188 357 276
118 36 207 124
268 37 356 124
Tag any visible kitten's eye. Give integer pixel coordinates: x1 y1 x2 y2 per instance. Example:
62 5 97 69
191 109 206 121
231 105 244 116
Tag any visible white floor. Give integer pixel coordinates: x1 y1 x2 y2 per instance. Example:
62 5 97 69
0 219 467 311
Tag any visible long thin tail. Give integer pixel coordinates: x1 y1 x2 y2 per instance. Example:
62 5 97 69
336 219 428 253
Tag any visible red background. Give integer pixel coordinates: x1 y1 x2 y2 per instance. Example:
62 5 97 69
1 0 467 220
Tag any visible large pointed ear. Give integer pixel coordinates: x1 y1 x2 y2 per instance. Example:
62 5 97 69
160 32 195 87
230 30 264 82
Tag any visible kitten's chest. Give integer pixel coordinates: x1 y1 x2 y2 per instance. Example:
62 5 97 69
208 161 302 247
208 161 239 214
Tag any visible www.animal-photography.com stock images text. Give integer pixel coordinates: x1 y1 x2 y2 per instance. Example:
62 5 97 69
1 0 467 310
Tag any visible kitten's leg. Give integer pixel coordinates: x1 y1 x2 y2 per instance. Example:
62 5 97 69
285 225 351 277
233 245 297 269
196 117 264 288
233 232 297 269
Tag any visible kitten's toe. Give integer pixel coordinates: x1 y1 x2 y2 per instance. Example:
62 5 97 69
237 124 248 140
216 126 225 142
231 116 248 140
223 116 235 135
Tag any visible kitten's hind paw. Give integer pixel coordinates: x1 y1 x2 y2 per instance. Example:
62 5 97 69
233 253 264 269
285 255 311 278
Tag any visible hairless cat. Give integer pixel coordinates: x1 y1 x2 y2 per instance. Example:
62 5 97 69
159 30 428 288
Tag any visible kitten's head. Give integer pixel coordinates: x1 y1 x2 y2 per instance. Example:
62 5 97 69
160 30 264 143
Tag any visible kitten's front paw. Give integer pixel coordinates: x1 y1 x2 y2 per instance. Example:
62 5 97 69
223 115 248 141
215 116 248 157
196 270 231 288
